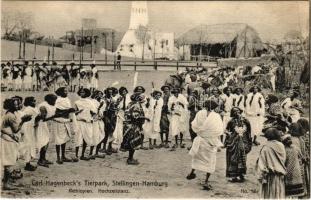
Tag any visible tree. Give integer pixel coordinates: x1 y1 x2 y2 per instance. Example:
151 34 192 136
135 25 151 61
1 11 34 40
1 11 17 39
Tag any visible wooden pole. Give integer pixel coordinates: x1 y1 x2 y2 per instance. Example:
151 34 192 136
81 27 84 60
52 37 55 61
90 29 93 58
47 36 50 64
23 30 26 59
104 33 107 64
33 39 37 59
18 33 22 59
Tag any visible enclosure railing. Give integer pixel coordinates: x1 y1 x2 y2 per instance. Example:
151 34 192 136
1 59 219 71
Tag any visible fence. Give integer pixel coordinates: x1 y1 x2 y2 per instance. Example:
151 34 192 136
1 59 219 72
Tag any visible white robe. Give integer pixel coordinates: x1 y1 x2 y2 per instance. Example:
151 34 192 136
281 98 301 123
91 99 105 146
143 103 154 139
36 102 56 149
19 106 39 162
23 67 32 89
245 92 265 136
152 98 163 137
190 110 223 173
112 94 130 148
232 94 245 112
75 98 94 146
168 94 188 137
220 94 234 130
90 68 98 89
53 97 72 145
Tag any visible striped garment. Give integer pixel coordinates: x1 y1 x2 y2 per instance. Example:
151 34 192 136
284 146 305 197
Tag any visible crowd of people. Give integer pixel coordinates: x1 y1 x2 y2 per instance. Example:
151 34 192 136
1 61 98 92
0 61 310 199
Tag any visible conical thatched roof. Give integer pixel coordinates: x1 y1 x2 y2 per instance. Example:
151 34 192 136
176 23 262 47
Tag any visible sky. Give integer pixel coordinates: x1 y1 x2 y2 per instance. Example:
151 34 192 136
2 1 309 42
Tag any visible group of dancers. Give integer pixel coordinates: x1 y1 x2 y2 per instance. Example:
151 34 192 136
0 64 309 199
1 61 98 92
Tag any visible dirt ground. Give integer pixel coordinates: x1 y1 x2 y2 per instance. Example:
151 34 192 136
1 136 267 198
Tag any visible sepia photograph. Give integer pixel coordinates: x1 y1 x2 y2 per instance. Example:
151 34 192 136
0 0 310 199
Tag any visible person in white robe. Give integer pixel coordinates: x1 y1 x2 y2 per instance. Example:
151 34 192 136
53 87 76 164
14 71 23 91
142 97 154 149
90 64 98 91
32 64 39 91
245 85 265 146
112 87 130 150
23 65 33 91
281 90 302 123
149 90 163 149
74 88 95 161
36 94 57 167
91 90 106 158
1 98 32 190
186 100 223 191
6 67 13 91
12 96 37 171
168 88 188 150
232 87 245 115
220 87 234 143
19 97 39 170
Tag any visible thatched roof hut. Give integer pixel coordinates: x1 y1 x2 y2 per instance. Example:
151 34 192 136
176 23 263 59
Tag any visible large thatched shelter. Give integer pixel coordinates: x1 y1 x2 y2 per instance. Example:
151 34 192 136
176 23 263 59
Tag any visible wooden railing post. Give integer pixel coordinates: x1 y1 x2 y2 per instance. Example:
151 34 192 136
176 61 179 71
134 61 137 71
154 60 158 70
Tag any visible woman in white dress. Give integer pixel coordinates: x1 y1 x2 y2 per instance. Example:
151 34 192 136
1 98 32 190
53 87 76 164
245 85 265 145
74 88 95 161
36 94 57 167
19 97 39 170
186 100 224 190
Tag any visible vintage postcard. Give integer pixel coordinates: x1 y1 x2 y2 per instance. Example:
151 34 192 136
0 0 310 199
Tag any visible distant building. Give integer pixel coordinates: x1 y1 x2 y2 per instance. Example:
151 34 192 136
116 1 176 60
176 23 263 60
62 28 124 54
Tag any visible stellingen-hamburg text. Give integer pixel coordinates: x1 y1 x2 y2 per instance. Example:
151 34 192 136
112 180 168 187
32 179 168 188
